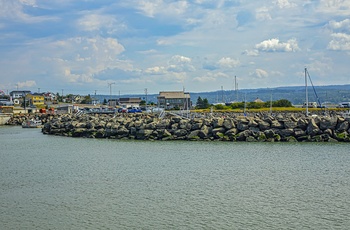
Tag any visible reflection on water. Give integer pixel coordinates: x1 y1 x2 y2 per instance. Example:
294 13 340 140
1 126 349 229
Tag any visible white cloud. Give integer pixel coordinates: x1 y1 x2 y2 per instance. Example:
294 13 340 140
16 80 36 88
169 55 192 64
256 38 300 52
144 66 167 75
256 7 271 21
42 36 127 85
168 55 196 72
317 0 350 15
327 33 350 50
217 57 240 68
256 69 268 78
193 72 228 83
242 50 259 56
274 0 297 9
134 0 188 18
77 14 125 34
0 0 56 23
327 19 350 32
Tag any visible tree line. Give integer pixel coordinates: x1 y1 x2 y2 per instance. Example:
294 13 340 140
195 96 293 110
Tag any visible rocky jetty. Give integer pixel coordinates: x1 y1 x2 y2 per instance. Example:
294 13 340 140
35 112 350 142
6 113 56 126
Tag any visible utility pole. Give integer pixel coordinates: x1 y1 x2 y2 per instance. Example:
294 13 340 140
107 82 115 105
38 88 40 93
235 76 238 102
221 86 224 103
144 88 148 110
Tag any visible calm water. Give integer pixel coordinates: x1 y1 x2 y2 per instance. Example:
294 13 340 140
1 126 349 229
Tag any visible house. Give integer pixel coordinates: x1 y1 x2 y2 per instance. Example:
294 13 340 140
118 97 142 108
72 95 82 104
9 90 31 99
157 91 191 110
108 99 119 107
90 97 100 105
254 98 264 103
43 92 58 104
26 93 45 107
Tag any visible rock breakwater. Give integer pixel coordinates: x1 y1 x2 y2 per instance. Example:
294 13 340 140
36 112 350 142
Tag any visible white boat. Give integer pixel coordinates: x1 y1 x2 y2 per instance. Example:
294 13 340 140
0 113 11 125
22 119 42 128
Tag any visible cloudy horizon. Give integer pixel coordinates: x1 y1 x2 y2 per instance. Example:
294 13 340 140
1 0 349 95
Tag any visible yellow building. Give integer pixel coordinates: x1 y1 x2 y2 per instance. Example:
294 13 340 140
26 93 45 107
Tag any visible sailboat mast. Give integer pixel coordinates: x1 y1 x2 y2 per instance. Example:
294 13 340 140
305 67 308 116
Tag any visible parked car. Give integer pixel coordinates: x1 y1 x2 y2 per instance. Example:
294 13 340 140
151 107 164 113
117 107 128 113
337 102 350 108
127 107 142 113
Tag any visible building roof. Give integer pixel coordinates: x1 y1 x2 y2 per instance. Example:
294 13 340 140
254 98 264 103
119 97 141 103
158 91 190 99
10 90 31 94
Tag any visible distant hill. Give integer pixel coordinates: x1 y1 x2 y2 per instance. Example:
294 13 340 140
94 84 350 106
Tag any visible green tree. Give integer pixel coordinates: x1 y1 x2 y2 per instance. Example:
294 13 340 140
81 95 92 104
202 98 210 109
196 96 203 109
196 96 210 109
273 99 293 107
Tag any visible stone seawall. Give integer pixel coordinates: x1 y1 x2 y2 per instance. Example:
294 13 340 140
27 112 350 142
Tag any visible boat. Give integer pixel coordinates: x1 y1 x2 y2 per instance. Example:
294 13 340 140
304 67 324 116
22 119 42 128
0 113 11 125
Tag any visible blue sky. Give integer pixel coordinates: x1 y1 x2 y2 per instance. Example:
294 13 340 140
1 0 350 95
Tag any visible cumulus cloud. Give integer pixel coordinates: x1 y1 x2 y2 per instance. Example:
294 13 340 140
242 49 259 56
217 57 240 68
193 72 228 83
133 0 188 18
167 55 196 72
274 0 297 9
144 66 167 75
256 7 271 21
77 14 125 34
327 19 350 32
256 38 300 52
44 36 127 84
0 0 56 23
16 80 36 88
250 69 269 79
327 33 350 50
318 0 350 15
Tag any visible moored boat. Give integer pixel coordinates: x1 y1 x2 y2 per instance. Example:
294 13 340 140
22 119 42 128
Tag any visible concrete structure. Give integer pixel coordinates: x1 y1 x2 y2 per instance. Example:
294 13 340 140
118 97 142 108
157 91 191 110
56 105 74 114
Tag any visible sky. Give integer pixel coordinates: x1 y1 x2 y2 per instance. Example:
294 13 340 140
0 0 350 96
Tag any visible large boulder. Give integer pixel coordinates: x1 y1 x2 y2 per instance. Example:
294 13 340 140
258 120 270 130
223 118 235 130
320 117 338 130
306 119 320 136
